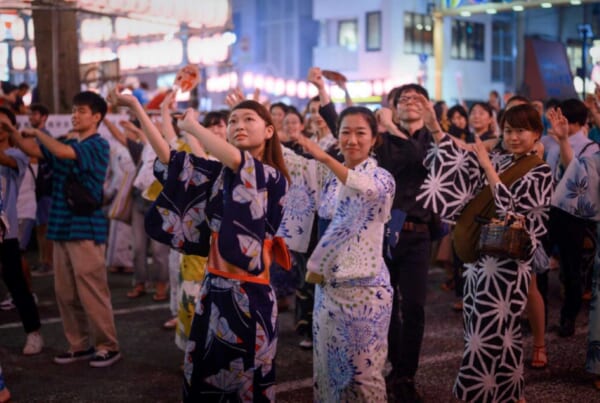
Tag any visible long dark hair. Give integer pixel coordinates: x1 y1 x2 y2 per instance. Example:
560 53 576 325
231 100 290 183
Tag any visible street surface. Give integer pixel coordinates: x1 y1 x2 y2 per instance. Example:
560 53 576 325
0 263 598 402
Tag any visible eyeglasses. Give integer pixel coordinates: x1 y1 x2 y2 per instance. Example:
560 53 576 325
397 95 420 104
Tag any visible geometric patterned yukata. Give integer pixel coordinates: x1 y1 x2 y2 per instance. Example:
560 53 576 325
147 150 287 402
553 151 600 376
417 135 553 402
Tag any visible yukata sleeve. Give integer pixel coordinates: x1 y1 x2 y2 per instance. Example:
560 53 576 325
345 166 396 219
277 146 319 252
417 133 482 220
493 163 553 254
552 151 600 221
145 150 221 255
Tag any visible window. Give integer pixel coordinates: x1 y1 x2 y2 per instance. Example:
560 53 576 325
491 19 514 87
338 20 358 51
403 12 433 55
366 11 381 51
451 20 484 61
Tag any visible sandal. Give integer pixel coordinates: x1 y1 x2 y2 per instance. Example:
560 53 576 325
530 344 547 369
153 282 168 302
127 284 146 298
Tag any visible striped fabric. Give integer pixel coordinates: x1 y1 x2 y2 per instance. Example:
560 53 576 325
41 134 109 243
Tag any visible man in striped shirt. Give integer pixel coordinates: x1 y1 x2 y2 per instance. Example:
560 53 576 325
11 91 121 368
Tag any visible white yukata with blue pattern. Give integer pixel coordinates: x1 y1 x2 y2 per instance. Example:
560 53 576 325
307 157 395 402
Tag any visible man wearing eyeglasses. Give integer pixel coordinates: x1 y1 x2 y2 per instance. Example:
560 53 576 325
376 83 438 403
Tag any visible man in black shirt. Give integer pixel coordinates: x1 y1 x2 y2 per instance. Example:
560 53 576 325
377 84 438 402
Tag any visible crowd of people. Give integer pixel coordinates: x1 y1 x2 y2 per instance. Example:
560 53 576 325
0 68 599 403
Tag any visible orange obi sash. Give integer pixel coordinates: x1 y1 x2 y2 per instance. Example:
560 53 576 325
207 232 291 285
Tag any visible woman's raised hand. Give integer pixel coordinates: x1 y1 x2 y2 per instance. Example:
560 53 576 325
307 67 325 90
473 134 493 170
107 86 139 109
546 107 569 143
177 108 200 133
225 88 245 109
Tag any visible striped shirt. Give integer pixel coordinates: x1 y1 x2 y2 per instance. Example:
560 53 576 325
41 134 109 243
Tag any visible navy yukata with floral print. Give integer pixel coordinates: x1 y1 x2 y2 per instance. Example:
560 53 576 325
146 149 288 402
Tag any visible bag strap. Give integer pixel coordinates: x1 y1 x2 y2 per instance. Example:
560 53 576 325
462 154 544 222
27 163 37 180
453 153 544 262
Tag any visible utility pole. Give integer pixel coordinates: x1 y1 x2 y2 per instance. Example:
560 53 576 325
32 0 80 113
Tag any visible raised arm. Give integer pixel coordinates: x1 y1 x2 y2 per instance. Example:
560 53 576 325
160 90 178 145
5 123 43 159
547 107 573 167
178 109 241 171
375 108 408 140
107 88 170 163
103 118 127 146
307 67 331 107
292 130 348 184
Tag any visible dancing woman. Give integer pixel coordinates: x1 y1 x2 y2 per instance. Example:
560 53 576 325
285 106 395 401
417 102 553 402
109 90 289 402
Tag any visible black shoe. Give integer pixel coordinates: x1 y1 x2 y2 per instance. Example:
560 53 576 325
558 319 575 337
388 375 423 403
89 350 122 368
54 347 95 364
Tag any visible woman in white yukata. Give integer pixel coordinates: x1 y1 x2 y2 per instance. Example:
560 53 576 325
417 101 553 402
548 108 600 391
285 106 395 402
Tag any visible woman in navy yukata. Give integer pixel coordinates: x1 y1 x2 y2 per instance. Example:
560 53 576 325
108 89 290 402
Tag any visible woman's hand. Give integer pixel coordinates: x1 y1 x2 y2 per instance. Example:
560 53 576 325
107 87 140 109
225 88 245 109
177 108 201 134
546 107 569 143
473 134 493 171
307 67 326 90
160 90 175 112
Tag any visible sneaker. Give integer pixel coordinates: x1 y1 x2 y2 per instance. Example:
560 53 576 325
0 295 14 311
89 350 121 368
53 347 95 364
22 331 44 355
298 339 313 350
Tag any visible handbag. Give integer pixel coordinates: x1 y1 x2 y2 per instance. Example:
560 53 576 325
64 173 102 216
453 154 543 263
107 169 135 223
478 212 530 260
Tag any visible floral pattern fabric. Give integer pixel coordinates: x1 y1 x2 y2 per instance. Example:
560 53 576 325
308 158 395 401
552 151 600 221
557 152 600 375
417 135 553 402
148 150 287 402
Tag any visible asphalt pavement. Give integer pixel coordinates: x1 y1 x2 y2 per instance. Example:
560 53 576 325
0 260 598 402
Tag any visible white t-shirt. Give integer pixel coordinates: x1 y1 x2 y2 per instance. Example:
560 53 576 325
17 162 37 220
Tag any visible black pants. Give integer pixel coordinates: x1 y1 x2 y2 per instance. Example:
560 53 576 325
549 208 596 324
0 238 41 333
385 230 431 378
